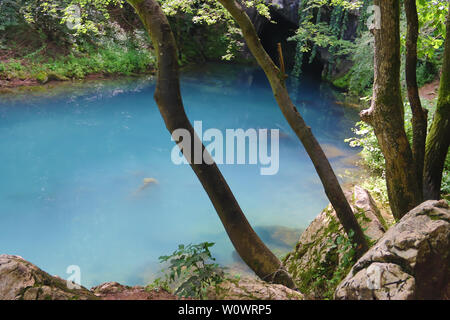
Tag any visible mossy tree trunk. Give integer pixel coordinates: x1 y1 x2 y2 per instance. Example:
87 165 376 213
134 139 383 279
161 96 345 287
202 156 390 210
424 4 450 200
217 0 369 258
404 0 427 198
360 0 421 220
125 0 295 289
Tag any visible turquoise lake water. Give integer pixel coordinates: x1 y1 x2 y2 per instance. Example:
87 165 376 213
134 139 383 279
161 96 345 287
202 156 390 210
0 63 360 288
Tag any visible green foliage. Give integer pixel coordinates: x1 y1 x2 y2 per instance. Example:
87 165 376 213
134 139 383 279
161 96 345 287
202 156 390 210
323 230 356 296
291 0 368 77
302 230 357 300
158 0 270 62
145 276 171 293
346 32 374 96
346 99 450 202
416 0 448 59
361 175 389 208
0 0 23 31
0 40 155 81
346 120 384 175
442 154 450 197
416 59 439 87
158 242 225 299
292 0 446 89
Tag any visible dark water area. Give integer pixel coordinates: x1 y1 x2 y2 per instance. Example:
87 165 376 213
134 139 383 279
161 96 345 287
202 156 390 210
0 63 361 287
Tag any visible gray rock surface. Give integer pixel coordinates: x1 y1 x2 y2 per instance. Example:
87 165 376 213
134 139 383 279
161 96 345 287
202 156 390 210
335 200 450 300
0 254 96 300
207 276 304 300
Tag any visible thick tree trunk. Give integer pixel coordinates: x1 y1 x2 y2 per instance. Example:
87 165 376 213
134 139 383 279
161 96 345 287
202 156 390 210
217 0 369 257
126 0 295 288
404 0 427 198
424 4 450 200
360 0 421 221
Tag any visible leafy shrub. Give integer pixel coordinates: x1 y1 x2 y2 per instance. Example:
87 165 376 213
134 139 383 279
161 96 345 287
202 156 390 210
157 242 225 299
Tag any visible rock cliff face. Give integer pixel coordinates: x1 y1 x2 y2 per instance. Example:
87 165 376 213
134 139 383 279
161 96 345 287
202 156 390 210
335 200 450 300
283 185 387 298
245 0 361 76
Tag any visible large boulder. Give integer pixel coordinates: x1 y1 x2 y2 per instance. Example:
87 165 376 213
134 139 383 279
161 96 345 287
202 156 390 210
0 255 96 300
335 200 450 300
207 277 303 300
283 185 388 298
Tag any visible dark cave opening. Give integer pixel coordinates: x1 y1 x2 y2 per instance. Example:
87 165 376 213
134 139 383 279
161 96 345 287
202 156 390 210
258 9 324 82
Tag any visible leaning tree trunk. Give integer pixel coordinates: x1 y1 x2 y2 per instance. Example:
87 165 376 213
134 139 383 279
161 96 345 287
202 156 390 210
360 0 421 221
217 0 369 257
404 0 427 198
424 4 450 200
126 0 295 288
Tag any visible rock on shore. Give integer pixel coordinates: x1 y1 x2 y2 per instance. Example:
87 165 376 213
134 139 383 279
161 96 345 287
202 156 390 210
335 200 450 300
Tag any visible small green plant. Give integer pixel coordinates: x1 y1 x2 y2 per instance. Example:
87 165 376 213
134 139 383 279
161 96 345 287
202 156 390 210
324 231 357 295
145 276 171 293
158 242 225 299
300 230 357 300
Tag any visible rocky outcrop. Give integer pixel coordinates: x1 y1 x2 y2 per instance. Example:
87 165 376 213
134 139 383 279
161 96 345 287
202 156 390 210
91 281 180 300
207 277 303 300
283 185 387 298
335 200 450 300
0 255 302 300
0 255 96 300
0 255 183 300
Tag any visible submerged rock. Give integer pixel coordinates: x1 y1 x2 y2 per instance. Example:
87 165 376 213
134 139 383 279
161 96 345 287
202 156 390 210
283 185 387 298
207 277 303 300
0 254 96 300
335 200 450 300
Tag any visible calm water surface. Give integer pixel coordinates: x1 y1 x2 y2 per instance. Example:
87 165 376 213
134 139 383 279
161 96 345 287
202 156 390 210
0 63 360 287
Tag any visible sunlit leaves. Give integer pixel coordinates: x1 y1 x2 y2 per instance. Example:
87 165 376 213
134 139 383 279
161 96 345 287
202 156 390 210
156 0 270 60
416 0 448 59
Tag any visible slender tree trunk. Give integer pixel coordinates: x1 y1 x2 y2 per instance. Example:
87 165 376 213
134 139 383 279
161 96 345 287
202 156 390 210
424 4 450 200
404 0 427 199
126 0 295 288
360 0 421 221
217 0 369 257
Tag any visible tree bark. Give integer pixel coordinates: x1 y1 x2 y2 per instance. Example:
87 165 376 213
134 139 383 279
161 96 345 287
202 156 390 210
404 0 427 199
217 0 369 257
424 4 450 200
126 0 296 288
360 0 421 221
